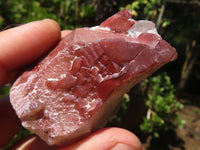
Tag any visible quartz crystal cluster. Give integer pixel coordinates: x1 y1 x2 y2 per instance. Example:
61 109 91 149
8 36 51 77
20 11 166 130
10 9 177 145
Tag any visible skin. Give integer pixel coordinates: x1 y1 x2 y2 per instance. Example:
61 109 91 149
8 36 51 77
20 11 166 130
0 19 142 150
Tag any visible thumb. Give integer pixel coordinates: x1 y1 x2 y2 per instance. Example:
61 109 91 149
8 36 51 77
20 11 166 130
59 127 142 150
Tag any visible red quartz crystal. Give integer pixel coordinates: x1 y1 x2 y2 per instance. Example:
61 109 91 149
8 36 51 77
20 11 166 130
10 9 177 146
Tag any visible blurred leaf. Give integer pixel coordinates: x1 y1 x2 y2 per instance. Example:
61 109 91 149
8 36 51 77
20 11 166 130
79 4 96 18
162 20 170 27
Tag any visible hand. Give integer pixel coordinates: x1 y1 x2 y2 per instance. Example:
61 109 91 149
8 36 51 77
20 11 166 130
0 19 142 150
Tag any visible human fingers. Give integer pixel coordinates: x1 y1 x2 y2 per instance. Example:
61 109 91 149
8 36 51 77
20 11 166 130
0 19 61 86
58 127 142 150
8 127 141 150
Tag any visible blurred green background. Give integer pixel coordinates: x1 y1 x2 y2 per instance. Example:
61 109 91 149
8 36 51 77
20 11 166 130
0 0 200 149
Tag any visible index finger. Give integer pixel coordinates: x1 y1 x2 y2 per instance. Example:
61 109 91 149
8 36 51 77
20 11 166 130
0 19 61 85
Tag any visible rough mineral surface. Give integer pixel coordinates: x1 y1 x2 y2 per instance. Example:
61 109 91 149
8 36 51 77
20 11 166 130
10 9 177 146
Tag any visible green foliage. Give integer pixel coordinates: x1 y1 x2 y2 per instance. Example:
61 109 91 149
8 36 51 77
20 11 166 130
121 0 171 29
140 73 184 138
121 0 162 20
79 4 96 18
0 0 96 30
146 73 183 112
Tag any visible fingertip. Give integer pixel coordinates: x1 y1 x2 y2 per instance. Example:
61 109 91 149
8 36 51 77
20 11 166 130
59 127 142 150
39 19 61 40
97 127 142 150
109 127 142 150
0 19 62 85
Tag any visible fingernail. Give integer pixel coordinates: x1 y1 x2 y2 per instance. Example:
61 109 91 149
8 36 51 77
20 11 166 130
110 143 136 150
